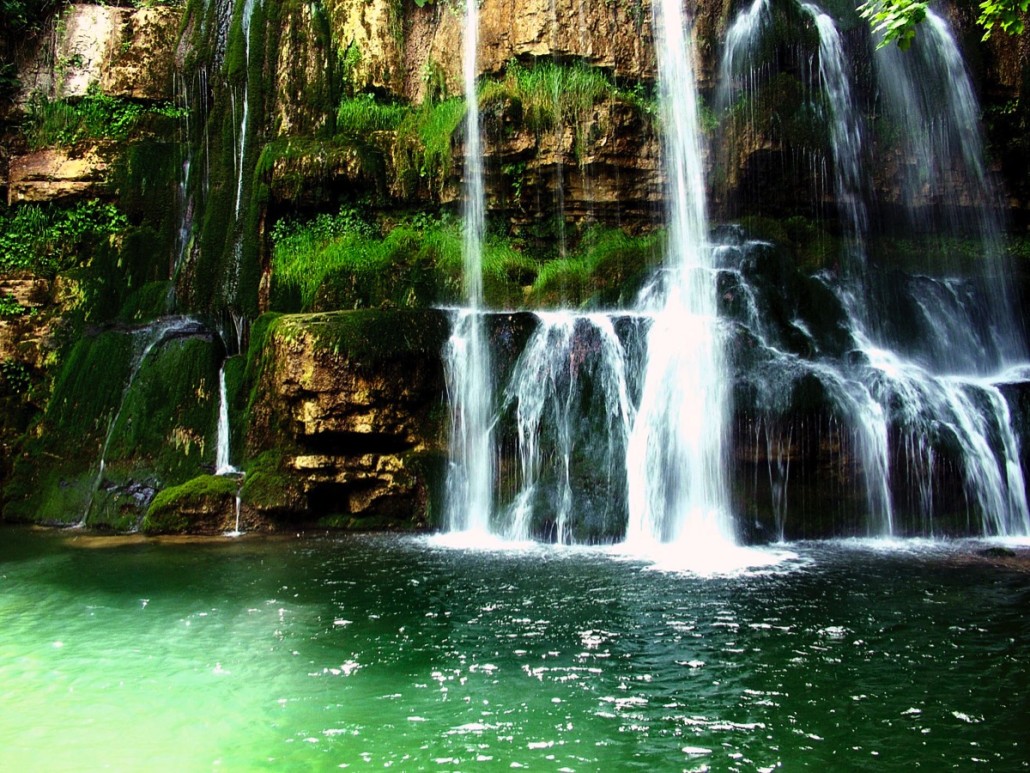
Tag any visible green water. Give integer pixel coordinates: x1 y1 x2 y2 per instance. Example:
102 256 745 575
1 529 1027 770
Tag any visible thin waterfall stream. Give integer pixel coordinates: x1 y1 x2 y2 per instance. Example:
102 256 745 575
442 0 494 537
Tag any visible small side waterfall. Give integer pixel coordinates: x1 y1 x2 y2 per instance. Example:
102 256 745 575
214 364 238 476
801 4 868 274
80 318 206 527
443 0 494 536
624 0 734 552
717 0 771 113
233 0 258 220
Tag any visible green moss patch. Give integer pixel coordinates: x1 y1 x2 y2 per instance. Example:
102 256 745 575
142 474 239 534
270 308 451 366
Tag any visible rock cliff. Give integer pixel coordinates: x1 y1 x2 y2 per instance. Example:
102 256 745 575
1 0 1029 535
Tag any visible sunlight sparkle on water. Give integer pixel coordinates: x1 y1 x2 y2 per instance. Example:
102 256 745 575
613 540 801 577
425 530 538 552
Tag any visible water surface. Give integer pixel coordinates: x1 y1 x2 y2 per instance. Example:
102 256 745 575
1 529 1027 769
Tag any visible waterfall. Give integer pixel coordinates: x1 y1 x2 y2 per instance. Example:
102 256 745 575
442 0 494 536
873 10 1025 371
801 4 868 275
80 318 207 527
713 4 1030 537
500 313 636 543
624 0 734 551
214 365 238 476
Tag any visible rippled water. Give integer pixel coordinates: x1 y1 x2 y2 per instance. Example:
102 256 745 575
1 529 1028 769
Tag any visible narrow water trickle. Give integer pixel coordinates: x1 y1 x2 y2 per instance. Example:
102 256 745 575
80 318 206 527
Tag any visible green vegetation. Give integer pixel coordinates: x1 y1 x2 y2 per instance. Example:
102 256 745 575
394 97 467 195
0 200 128 274
142 474 239 534
22 86 187 150
269 203 662 312
270 208 456 310
337 93 408 136
526 226 662 307
860 0 1028 48
0 293 28 317
0 359 31 396
480 60 655 159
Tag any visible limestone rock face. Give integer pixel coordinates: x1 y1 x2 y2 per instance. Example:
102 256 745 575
486 101 663 226
324 0 406 96
101 7 181 101
326 0 657 103
6 144 110 205
274 2 334 137
17 4 179 106
247 311 450 526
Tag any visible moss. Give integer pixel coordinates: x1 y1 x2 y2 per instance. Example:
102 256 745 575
44 330 135 458
104 336 220 483
241 449 300 513
270 308 451 366
118 281 173 323
142 474 239 534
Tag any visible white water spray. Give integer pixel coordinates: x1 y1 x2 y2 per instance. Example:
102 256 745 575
215 364 238 476
443 0 495 536
624 0 734 552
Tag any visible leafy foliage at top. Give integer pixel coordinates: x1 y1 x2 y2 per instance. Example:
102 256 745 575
861 0 1028 48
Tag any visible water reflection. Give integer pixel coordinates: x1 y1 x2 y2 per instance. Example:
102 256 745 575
0 530 1026 769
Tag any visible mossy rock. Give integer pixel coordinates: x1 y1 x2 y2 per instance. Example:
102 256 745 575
269 308 451 366
240 450 305 516
142 474 240 534
3 321 221 528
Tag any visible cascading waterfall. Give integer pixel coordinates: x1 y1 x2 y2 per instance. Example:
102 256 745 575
624 0 734 551
435 0 1029 544
500 313 636 543
712 4 1030 537
443 0 494 535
